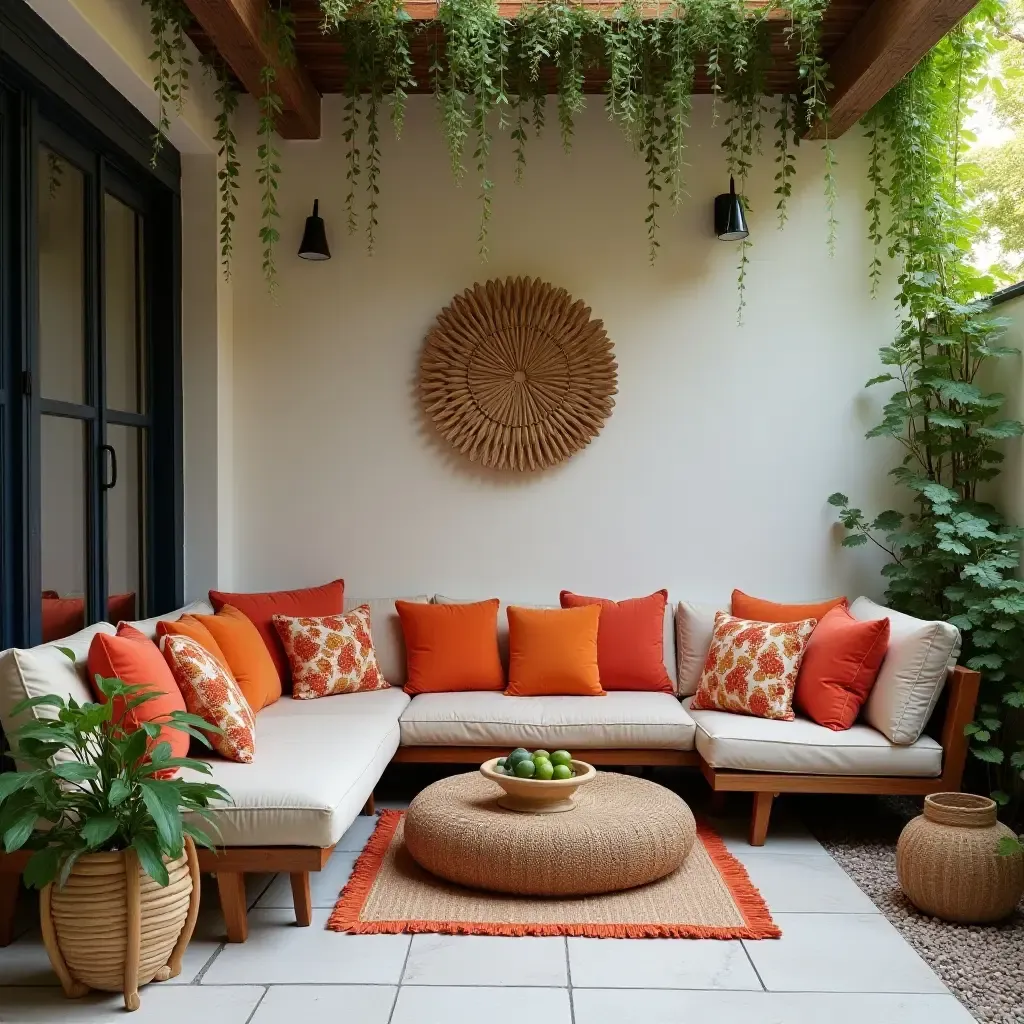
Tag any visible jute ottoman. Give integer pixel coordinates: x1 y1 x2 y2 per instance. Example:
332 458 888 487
403 771 696 897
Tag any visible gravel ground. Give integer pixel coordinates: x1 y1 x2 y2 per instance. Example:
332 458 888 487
804 794 1024 1024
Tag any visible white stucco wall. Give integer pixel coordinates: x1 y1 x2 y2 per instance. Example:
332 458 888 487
219 94 903 607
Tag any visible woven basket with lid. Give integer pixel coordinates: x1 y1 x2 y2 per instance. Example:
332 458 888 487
896 792 1024 924
40 836 200 1012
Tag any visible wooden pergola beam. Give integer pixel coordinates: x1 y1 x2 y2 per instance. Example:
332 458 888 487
808 0 981 139
182 0 321 139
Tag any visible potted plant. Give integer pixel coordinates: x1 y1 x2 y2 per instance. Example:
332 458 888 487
0 672 228 1011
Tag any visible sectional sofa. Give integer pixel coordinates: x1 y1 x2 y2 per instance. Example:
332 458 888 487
0 593 980 944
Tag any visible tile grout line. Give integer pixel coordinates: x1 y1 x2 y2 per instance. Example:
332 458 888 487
739 939 768 992
242 985 269 1024
387 935 414 1024
564 936 575 1024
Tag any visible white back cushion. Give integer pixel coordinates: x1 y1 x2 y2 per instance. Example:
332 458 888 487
344 596 429 688
0 622 116 764
675 601 727 696
125 600 215 640
851 596 961 744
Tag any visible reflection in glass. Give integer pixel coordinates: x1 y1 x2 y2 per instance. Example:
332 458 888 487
104 195 145 413
105 424 146 623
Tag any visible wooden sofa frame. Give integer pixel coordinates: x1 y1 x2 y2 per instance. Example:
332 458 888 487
0 667 980 945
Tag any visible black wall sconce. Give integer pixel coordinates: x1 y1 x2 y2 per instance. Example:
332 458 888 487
298 199 331 260
714 177 749 241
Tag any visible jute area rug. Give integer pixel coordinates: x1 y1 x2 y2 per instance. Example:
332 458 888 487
328 811 780 939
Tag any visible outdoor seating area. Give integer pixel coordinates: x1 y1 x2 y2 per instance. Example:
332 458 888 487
0 0 1023 1021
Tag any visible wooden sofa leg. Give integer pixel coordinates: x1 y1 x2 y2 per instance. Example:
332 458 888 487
749 792 774 847
216 872 248 943
290 872 312 926
0 872 20 947
361 793 375 816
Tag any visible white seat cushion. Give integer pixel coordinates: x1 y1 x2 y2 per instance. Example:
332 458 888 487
399 691 696 750
182 688 410 847
684 698 941 777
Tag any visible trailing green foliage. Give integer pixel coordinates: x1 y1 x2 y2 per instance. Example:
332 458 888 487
0 675 228 889
206 60 241 281
829 2 1024 823
142 0 192 167
143 0 843 290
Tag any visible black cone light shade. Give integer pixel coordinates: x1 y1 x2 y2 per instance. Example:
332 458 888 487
715 177 749 241
298 199 331 260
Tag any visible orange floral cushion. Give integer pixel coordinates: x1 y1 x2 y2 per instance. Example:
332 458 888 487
690 612 816 721
272 606 390 700
160 635 255 763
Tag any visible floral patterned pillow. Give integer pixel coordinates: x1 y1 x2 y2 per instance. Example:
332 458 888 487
272 606 390 700
161 634 255 763
690 611 817 721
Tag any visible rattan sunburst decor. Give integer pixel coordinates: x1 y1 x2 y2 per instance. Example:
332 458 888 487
420 277 618 471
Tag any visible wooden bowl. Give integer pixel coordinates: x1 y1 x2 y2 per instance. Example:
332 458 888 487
480 758 597 813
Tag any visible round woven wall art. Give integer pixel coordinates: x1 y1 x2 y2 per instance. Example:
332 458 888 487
420 277 617 471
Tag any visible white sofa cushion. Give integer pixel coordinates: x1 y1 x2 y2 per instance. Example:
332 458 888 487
434 594 679 693
399 691 696 750
182 688 410 847
126 600 215 640
675 601 726 696
0 623 116 767
343 595 427 689
685 698 942 777
851 597 961 745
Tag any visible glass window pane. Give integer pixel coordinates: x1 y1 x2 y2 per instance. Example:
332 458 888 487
105 424 146 623
104 195 144 413
37 146 86 405
41 416 87 641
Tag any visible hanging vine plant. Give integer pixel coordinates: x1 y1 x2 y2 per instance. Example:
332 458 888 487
144 0 847 306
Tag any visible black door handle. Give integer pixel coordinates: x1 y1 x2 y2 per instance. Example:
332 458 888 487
101 443 117 491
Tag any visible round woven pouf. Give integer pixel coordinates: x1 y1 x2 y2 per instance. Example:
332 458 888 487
897 792 1024 924
404 771 695 897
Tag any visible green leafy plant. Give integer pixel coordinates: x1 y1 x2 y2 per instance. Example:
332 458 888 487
142 0 192 167
206 60 241 281
0 676 228 890
829 3 1024 825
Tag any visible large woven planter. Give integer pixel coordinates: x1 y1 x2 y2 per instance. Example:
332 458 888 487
40 836 200 1011
896 793 1024 924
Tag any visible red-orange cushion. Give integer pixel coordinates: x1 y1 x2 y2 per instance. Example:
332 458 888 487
397 599 504 695
731 589 847 623
506 606 604 697
209 580 344 687
559 590 672 692
794 605 890 730
87 624 189 766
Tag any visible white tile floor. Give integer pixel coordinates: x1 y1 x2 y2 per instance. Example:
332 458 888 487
0 804 978 1024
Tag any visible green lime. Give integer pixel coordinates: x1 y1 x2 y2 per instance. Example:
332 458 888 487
552 764 573 781
496 757 507 769
508 748 531 766
532 749 551 761
550 750 572 767
492 765 506 775
534 759 554 780
513 758 537 779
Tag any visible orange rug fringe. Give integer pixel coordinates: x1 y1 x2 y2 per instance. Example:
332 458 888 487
327 810 781 940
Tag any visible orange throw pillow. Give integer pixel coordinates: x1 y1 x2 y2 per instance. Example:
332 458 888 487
209 580 345 687
731 589 847 623
157 616 233 675
193 605 281 711
506 605 604 697
559 590 672 692
87 624 189 765
397 599 504 695
690 612 816 720
161 636 255 763
795 605 890 730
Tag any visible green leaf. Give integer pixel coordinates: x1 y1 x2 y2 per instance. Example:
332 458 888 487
4 809 38 852
864 375 894 388
827 493 849 507
56 647 76 662
977 420 1024 439
9 694 65 716
996 836 1022 856
0 772 36 803
139 781 183 854
52 762 98 783
108 778 132 807
23 846 61 889
81 815 118 849
973 745 1005 765
132 833 169 886
841 534 868 548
